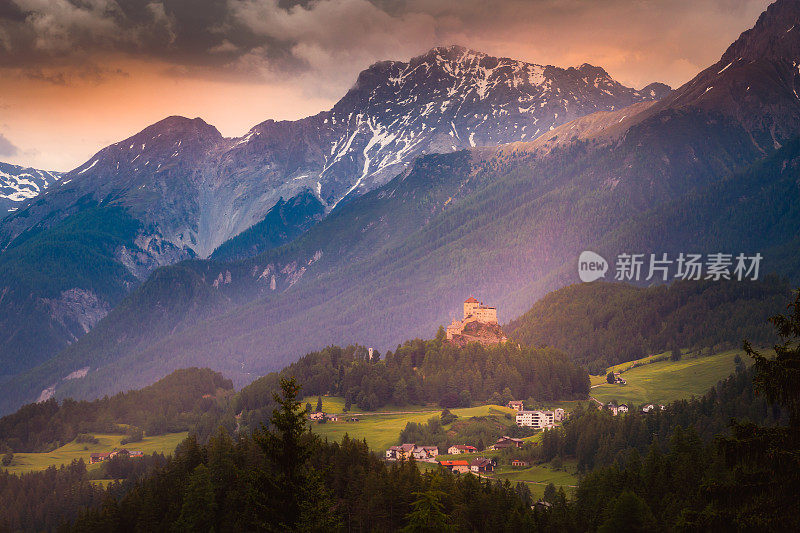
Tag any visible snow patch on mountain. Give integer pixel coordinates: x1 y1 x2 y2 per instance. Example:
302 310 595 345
0 162 61 215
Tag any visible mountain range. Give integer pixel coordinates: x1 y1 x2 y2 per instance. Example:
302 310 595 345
0 46 668 382
0 46 669 258
3 0 800 413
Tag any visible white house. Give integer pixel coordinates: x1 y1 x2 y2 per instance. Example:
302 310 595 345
387 444 438 461
309 411 325 421
516 410 555 429
642 404 655 413
617 404 629 414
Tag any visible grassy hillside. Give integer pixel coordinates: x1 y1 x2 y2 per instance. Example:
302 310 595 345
0 431 187 475
0 368 232 451
491 461 579 500
309 404 515 452
590 349 757 405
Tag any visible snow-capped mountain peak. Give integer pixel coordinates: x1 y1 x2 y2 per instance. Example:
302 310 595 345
2 46 670 259
0 162 61 215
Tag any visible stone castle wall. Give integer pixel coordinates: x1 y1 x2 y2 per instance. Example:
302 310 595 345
447 298 500 339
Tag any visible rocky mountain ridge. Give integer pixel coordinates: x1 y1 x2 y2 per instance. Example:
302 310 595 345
1 46 669 261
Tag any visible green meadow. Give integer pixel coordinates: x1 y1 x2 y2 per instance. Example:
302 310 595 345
489 460 579 499
301 395 431 414
589 352 672 386
301 395 346 413
1 432 188 475
310 403 517 451
591 349 756 406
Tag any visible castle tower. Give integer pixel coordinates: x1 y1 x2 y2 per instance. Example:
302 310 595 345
463 296 480 318
447 296 505 344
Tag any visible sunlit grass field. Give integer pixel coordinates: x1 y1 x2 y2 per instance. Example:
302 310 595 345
491 460 579 499
310 403 517 451
0 432 188 475
590 352 671 386
301 395 434 414
591 349 756 406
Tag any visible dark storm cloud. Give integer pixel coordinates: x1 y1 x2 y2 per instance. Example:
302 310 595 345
0 133 19 157
0 0 324 73
0 0 773 87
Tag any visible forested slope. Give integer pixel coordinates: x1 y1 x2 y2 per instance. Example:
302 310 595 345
507 277 790 373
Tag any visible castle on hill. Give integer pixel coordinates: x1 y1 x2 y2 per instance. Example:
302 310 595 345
446 297 500 340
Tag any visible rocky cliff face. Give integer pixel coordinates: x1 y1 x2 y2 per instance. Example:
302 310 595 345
44 288 111 340
447 321 508 348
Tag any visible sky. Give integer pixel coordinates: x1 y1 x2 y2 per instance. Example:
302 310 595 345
0 0 773 171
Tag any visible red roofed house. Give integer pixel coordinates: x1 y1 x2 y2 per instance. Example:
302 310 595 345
439 460 470 473
447 444 478 455
89 449 144 464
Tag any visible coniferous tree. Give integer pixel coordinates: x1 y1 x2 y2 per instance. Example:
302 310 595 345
598 491 656 533
670 344 682 361
175 464 216 531
693 291 800 529
401 489 452 533
250 377 339 532
542 483 556 503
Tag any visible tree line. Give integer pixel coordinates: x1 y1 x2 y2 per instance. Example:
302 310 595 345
234 334 589 433
66 378 541 532
0 368 232 453
506 276 789 374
